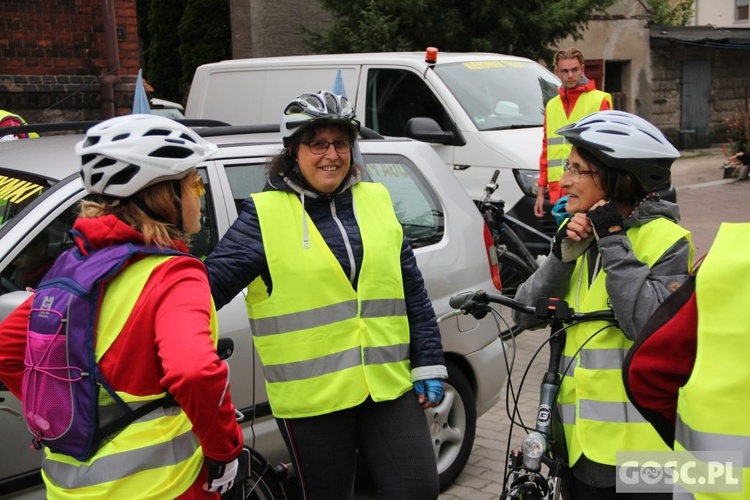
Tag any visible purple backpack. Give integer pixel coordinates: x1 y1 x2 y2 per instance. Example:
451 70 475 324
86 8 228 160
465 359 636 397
22 238 182 461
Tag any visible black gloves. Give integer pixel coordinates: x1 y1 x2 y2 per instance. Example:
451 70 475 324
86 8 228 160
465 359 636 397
551 220 594 263
550 223 567 261
587 202 625 239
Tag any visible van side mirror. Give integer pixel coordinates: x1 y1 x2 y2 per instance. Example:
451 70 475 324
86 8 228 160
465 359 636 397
405 117 455 145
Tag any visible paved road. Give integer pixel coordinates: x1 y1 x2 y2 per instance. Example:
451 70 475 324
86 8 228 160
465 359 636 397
437 147 750 499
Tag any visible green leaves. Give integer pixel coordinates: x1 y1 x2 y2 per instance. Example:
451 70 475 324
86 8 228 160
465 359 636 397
311 0 618 63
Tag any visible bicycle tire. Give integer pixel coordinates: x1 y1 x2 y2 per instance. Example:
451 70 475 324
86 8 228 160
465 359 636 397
497 250 536 340
235 447 286 500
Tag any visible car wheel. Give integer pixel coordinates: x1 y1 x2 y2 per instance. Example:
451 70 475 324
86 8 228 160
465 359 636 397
424 362 477 491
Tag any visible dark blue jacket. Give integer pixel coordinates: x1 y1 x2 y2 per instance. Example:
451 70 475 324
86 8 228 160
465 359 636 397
204 169 445 374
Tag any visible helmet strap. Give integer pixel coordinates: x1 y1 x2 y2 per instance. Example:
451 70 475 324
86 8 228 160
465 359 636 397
131 196 171 226
172 180 184 232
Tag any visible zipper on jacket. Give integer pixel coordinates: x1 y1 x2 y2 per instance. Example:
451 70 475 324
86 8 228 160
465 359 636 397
330 198 356 285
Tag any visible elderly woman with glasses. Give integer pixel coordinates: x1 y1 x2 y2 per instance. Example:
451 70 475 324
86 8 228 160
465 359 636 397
512 111 693 500
204 91 445 500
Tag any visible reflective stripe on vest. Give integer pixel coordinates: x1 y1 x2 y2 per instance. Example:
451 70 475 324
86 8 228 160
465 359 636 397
248 183 411 418
560 218 692 467
43 255 213 498
675 223 750 498
545 90 612 182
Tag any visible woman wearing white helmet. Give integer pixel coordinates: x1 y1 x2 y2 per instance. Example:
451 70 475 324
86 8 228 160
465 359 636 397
0 114 244 498
204 91 445 499
513 110 694 499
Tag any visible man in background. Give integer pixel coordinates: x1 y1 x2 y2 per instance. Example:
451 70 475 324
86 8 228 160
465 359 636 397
535 48 612 218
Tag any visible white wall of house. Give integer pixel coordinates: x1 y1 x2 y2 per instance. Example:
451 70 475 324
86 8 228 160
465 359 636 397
694 0 750 27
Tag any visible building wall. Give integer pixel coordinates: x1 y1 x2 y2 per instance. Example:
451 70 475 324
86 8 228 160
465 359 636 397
230 0 332 58
0 0 141 123
550 0 652 118
650 41 750 147
694 0 748 27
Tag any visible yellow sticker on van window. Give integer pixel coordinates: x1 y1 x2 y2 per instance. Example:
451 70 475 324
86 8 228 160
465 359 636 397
464 61 525 70
0 175 44 204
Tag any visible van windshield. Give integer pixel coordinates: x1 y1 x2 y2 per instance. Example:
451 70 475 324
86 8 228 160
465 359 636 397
0 170 49 227
434 60 559 131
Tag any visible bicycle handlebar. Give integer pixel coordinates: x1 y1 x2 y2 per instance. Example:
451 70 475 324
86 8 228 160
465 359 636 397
448 290 616 324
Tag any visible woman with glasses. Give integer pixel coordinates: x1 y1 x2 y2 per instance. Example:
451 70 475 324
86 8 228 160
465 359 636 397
512 110 693 499
204 91 445 499
0 115 244 498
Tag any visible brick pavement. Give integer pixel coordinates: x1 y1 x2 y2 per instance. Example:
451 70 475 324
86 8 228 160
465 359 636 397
439 147 750 499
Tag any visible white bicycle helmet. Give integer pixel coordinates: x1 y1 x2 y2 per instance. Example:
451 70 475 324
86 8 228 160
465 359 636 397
281 90 360 145
76 114 217 198
555 110 679 191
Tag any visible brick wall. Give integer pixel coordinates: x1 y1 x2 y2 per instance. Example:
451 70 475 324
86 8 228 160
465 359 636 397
0 0 141 123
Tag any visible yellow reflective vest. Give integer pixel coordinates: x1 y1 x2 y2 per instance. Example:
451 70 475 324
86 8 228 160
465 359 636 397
42 255 214 499
559 218 692 467
674 223 750 499
545 90 611 183
247 183 412 418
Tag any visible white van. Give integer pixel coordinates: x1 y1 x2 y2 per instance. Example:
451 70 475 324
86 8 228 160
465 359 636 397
185 50 561 254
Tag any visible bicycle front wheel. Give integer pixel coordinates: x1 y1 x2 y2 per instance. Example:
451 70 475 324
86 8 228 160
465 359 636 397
236 447 286 500
497 250 536 340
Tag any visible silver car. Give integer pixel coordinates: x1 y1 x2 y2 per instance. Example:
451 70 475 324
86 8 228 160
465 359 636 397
0 127 507 497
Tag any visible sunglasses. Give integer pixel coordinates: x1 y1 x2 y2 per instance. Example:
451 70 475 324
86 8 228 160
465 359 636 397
190 176 206 197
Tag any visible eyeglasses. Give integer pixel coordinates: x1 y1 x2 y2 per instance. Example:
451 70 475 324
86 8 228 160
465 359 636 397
303 140 351 155
562 159 597 183
190 176 206 197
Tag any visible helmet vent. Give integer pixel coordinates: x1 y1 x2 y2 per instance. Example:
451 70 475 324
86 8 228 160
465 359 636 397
82 136 100 148
112 133 130 142
92 157 117 170
108 164 140 186
149 145 194 159
144 128 171 137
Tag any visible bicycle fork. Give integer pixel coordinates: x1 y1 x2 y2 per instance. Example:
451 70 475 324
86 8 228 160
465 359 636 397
504 320 569 499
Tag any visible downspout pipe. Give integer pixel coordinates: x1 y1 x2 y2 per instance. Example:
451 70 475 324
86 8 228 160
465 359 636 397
100 0 121 119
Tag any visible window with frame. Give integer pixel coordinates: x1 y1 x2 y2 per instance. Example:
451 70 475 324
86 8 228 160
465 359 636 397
738 0 749 21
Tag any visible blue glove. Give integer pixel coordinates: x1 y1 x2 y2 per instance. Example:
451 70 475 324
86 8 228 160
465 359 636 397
414 379 444 403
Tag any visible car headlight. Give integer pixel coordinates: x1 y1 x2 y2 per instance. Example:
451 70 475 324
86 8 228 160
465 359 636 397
513 169 540 197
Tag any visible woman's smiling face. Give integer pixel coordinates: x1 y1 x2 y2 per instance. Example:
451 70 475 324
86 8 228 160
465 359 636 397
560 146 606 213
295 125 351 194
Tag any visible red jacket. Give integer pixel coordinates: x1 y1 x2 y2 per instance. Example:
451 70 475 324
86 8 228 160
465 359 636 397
0 215 243 498
538 77 611 201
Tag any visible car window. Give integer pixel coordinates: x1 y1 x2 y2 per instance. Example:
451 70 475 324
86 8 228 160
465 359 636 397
365 68 455 137
0 168 217 296
223 155 444 249
0 170 49 228
363 154 444 248
434 60 559 131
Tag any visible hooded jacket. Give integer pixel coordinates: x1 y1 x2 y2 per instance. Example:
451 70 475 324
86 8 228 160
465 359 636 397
0 215 243 499
204 166 446 381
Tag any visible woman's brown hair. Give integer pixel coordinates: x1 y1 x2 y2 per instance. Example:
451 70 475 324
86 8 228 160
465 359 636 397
79 169 200 248
576 146 647 208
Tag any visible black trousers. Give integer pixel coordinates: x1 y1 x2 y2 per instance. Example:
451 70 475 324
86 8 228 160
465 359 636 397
276 391 439 500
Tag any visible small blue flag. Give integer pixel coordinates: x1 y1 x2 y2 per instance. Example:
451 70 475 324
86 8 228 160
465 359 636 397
332 69 347 98
132 69 151 114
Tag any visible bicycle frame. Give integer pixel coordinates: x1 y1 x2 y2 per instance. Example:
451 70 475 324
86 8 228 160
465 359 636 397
446 291 616 500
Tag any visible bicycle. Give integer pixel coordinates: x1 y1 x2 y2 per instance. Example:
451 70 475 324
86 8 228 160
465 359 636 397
216 338 293 500
443 290 616 499
476 170 552 338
